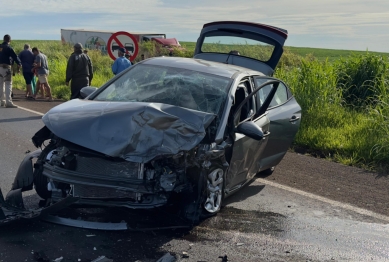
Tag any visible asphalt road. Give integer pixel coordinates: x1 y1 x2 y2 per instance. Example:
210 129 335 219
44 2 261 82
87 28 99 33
0 94 388 262
0 106 44 195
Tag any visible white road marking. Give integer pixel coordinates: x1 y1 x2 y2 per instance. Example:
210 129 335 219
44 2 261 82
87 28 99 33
15 105 44 116
256 178 389 223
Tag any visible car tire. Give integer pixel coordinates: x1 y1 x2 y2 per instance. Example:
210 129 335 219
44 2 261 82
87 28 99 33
202 166 225 215
33 144 55 200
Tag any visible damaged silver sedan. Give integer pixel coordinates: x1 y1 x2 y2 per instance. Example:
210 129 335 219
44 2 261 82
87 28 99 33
2 21 301 224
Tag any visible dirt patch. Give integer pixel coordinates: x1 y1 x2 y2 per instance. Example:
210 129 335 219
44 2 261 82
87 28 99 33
262 152 389 217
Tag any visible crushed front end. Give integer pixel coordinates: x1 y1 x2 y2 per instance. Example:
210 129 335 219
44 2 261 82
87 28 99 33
33 136 193 209
1 101 227 226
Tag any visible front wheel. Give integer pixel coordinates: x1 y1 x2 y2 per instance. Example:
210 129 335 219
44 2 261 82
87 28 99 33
203 168 225 214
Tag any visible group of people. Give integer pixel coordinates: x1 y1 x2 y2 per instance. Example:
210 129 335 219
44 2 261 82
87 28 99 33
0 33 146 108
0 34 94 107
19 44 52 102
0 34 52 108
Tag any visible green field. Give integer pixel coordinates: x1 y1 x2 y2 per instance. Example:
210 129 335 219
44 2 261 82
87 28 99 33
8 40 389 171
181 41 389 62
285 46 389 62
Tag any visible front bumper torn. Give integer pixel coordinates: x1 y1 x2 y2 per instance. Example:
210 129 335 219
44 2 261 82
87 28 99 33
0 188 78 226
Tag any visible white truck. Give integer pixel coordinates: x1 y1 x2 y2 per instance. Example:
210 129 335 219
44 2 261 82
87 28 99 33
60 29 166 54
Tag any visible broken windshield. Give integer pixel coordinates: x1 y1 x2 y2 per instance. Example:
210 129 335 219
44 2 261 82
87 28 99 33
94 64 230 115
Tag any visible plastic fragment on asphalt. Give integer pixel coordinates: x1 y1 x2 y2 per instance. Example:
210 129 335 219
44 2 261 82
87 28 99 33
236 243 245 246
43 215 128 230
91 256 113 262
182 252 189 258
53 257 64 262
93 247 97 250
156 252 176 262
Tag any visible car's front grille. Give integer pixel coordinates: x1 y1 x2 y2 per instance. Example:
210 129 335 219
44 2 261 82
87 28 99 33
73 184 136 199
75 155 140 179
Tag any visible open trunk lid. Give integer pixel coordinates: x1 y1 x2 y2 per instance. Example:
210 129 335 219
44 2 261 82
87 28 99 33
194 21 288 75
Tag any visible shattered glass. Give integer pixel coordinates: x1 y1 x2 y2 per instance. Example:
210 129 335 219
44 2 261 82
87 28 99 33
94 64 230 115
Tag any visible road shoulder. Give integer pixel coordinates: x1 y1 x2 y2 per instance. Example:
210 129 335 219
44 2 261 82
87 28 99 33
262 152 389 216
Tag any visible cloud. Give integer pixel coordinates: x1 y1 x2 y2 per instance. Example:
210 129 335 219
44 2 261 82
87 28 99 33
2 0 389 51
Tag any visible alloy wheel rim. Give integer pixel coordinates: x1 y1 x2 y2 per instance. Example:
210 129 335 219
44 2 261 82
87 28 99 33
204 168 224 213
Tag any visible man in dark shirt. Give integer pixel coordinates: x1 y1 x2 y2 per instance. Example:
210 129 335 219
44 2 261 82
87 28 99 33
66 43 93 99
0 34 21 108
19 44 35 98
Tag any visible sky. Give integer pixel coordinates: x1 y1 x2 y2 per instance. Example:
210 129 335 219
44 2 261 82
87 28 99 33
2 0 389 52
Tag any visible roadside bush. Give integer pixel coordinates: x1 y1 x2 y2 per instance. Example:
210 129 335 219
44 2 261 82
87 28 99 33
277 48 304 70
335 54 389 108
275 57 383 168
134 41 194 62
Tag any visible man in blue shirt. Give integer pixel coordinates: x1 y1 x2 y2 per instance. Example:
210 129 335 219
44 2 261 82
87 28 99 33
112 47 131 75
19 44 35 99
0 34 21 108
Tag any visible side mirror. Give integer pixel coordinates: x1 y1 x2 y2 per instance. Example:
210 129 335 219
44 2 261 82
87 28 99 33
80 86 98 99
236 121 264 140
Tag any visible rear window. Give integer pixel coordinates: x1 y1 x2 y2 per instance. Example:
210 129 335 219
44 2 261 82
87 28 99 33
201 35 275 62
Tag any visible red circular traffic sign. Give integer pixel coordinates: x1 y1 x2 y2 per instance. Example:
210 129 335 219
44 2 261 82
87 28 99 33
107 31 139 62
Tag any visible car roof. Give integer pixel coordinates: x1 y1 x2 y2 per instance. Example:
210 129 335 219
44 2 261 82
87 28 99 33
142 57 264 79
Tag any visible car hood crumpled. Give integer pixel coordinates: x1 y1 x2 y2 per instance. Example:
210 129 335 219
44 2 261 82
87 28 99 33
42 99 216 163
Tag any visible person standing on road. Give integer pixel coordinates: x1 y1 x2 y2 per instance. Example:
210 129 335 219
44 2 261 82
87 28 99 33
0 34 21 108
112 47 131 75
31 47 53 102
66 43 93 99
18 44 35 99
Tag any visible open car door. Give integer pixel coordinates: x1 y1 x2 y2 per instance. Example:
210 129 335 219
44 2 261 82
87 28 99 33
194 21 288 76
253 77 302 171
225 79 280 193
